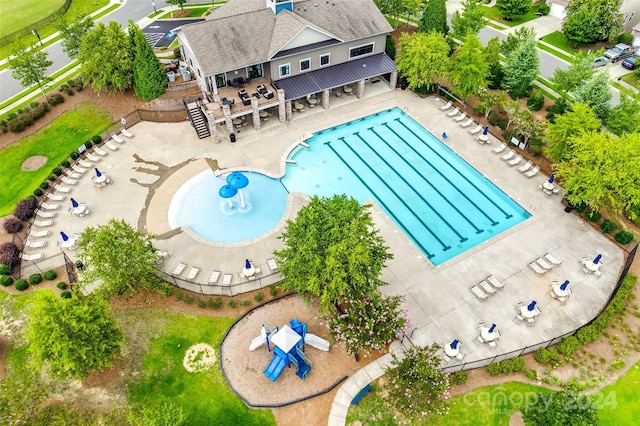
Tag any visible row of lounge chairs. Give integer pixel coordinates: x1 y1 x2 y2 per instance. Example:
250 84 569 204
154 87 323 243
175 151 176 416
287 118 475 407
469 275 503 301
170 258 280 285
490 143 540 178
529 252 562 274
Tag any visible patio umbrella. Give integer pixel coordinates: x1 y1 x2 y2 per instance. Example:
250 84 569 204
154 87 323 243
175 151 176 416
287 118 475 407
482 126 489 136
70 198 79 208
560 280 569 291
60 231 69 242
527 300 537 311
593 254 602 264
227 172 249 208
450 339 459 349
95 168 102 177
488 323 496 333
245 259 252 269
548 173 555 184
218 184 237 208
441 131 448 139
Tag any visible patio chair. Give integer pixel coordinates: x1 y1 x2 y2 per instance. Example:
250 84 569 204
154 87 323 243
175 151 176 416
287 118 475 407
28 229 50 238
40 202 60 210
473 336 484 346
112 134 125 144
529 261 547 274
446 107 460 117
172 262 187 275
455 352 465 361
86 153 101 162
78 159 94 167
31 219 53 227
491 143 506 154
257 84 267 95
524 166 540 178
264 91 274 99
35 209 56 218
46 192 65 201
527 318 536 327
105 140 120 151
513 314 524 325
441 353 451 364
439 100 453 111
267 258 279 272
486 275 504 289
20 253 43 261
53 184 72 193
65 170 82 179
94 147 108 157
186 266 200 280
535 257 554 270
469 124 483 134
478 279 496 295
222 273 232 285
517 160 533 173
208 270 221 284
453 112 467 122
469 284 488 300
507 154 523 167
488 341 497 349
71 164 87 173
25 240 47 248
61 176 78 185
121 128 134 138
460 118 474 127
500 149 516 161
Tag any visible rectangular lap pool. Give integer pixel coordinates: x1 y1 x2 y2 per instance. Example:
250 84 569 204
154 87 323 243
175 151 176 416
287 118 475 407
281 107 531 265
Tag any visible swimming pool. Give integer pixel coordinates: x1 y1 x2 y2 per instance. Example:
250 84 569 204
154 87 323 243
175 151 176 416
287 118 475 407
281 107 531 265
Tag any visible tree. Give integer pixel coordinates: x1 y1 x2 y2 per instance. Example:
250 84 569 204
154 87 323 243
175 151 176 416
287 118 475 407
418 0 448 35
167 0 189 12
500 26 536 57
274 195 393 314
606 94 640 136
557 132 640 218
485 37 504 89
545 103 601 162
27 291 123 379
396 31 450 91
77 21 133 94
55 11 94 59
402 0 423 27
477 88 507 119
129 20 167 101
512 109 545 146
374 0 404 28
497 0 532 20
522 391 599 426
450 34 489 99
451 0 487 38
502 37 539 98
563 0 623 45
573 71 612 122
8 40 52 97
77 218 164 298
501 98 523 129
385 344 450 420
551 55 596 95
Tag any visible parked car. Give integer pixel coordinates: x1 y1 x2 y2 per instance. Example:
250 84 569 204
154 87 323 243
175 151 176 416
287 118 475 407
591 56 609 68
603 43 639 63
622 54 639 70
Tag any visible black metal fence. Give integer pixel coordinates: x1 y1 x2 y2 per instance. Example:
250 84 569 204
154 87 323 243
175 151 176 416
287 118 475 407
162 269 283 297
0 0 72 47
99 108 188 140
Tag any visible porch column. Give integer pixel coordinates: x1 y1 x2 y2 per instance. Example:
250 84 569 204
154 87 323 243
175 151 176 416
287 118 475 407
222 104 233 139
389 70 398 90
356 79 365 99
285 100 293 121
322 89 330 109
251 98 261 130
207 111 219 144
277 89 287 122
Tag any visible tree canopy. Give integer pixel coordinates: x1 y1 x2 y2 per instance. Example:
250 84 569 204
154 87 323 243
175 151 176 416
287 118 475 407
545 103 601 162
55 11 94 59
418 0 448 35
522 391 599 426
500 26 536 57
502 37 539 98
606 94 640 136
274 194 393 314
8 40 52 97
573 71 612 122
450 34 489 99
497 0 532 19
551 55 596 95
396 31 450 91
129 20 167 101
563 0 623 45
27 291 123 379
451 0 487 38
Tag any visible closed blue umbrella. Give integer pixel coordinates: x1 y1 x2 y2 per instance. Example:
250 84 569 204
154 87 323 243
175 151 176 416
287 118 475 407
482 126 489 136
70 198 79 208
245 259 251 269
560 280 569 291
527 300 537 311
593 254 602 264
60 231 69 241
450 339 459 349
95 168 102 177
488 323 496 333
548 173 555 184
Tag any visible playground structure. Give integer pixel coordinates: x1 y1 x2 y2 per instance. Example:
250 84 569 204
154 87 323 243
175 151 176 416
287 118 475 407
250 318 330 382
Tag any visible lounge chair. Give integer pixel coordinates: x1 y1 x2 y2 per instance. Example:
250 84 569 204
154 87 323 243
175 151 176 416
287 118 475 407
65 170 82 179
25 240 47 248
46 192 65 201
524 166 540 178
469 124 483 134
61 176 78 185
460 118 474 127
105 140 119 151
112 134 125 143
529 261 547 274
453 112 467 122
491 143 506 154
40 202 59 210
469 284 488 300
486 275 504 289
208 270 221 284
94 147 109 156
78 159 94 168
172 262 187 275
86 153 101 162
20 253 43 261
29 229 50 238
186 266 200 280
478 279 497 294
446 107 460 117
71 164 87 173
501 149 516 161
507 154 523 166
439 100 453 111
121 128 134 138
535 257 554 270
543 252 562 265
222 273 232 285
35 209 56 218
53 185 72 193
31 219 53 227
517 160 533 173
267 258 279 272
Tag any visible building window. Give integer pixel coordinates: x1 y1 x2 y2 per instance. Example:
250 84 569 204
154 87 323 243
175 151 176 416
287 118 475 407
247 64 263 79
215 73 226 88
300 58 310 72
279 63 290 77
320 53 330 66
349 43 374 59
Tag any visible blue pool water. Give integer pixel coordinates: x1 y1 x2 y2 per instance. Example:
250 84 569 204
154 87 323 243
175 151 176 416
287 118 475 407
281 107 531 265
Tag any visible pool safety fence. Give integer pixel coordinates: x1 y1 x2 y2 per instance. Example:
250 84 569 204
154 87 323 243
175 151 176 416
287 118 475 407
162 267 283 297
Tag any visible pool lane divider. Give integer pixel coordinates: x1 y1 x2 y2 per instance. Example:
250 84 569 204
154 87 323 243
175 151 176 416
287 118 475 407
354 131 469 243
365 127 481 237
391 118 513 221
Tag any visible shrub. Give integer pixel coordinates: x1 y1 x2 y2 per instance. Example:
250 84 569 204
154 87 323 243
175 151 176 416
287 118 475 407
488 110 500 126
545 97 570 124
91 135 102 144
8 116 29 133
1 275 13 286
240 300 251 307
52 167 63 176
70 151 79 160
610 359 625 371
576 325 601 345
57 281 67 289
3 217 23 234
65 88 74 96
14 279 28 291
0 264 9 275
39 181 49 190
511 356 526 372
618 33 633 44
573 201 588 214
269 284 277 297
60 291 72 298
197 298 206 308
60 160 71 168
47 175 56 182
183 294 195 304
30 101 39 109
0 242 21 267
29 273 43 285
558 335 581 356
614 230 634 245
537 3 550 15
585 210 601 223
534 347 560 364
47 93 64 106
208 297 222 309
487 362 502 376
84 141 93 149
600 219 618 234
449 371 468 385
6 113 17 120
524 369 538 380
527 92 545 111
33 188 43 197
228 299 237 308
44 270 57 280
254 292 264 302
60 84 70 91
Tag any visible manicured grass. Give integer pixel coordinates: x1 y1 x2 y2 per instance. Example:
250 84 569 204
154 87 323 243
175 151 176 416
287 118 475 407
127 310 276 425
481 5 541 27
598 361 640 425
540 31 577 56
0 0 65 39
622 72 639 88
158 6 215 19
0 102 111 216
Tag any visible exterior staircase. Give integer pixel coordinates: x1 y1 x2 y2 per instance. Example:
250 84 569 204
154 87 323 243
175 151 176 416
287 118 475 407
184 99 210 139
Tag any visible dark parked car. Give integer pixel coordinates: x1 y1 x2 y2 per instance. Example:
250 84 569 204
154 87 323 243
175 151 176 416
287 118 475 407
622 55 639 70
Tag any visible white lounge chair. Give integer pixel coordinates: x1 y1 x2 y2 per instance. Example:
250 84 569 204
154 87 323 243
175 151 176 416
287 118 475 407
86 153 101 162
222 273 232 285
439 100 453 111
172 262 186 275
543 252 562 265
208 270 221 284
536 257 554 270
446 107 460 117
501 149 516 161
46 192 65 201
486 275 504 289
267 258 279 272
478 279 497 294
71 164 87 173
28 229 50 238
25 240 47 248
31 219 53 227
94 147 109 156
53 185 72 193
112 134 125 144
469 124 483 134
460 118 474 127
35 209 56 218
20 253 44 261
524 166 540 178
469 284 488 300
492 143 506 154
186 266 200 280
453 112 467 122
121 128 134 138
507 154 523 167
517 160 533 173
105 140 119 151
61 176 78 185
78 159 93 168
529 261 547 274
40 202 59 210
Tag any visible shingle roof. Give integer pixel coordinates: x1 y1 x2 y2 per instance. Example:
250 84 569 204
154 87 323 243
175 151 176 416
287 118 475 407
176 0 392 76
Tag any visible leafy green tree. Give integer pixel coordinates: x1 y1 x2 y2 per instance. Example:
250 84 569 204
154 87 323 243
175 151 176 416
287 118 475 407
522 391 599 426
606 94 640 136
497 0 532 19
374 0 404 28
451 0 488 38
55 11 94 59
385 344 450 420
274 195 393 314
500 26 536 57
563 0 623 45
557 132 640 219
78 21 133 94
129 402 187 426
501 98 522 129
402 0 423 26
385 34 396 60
8 40 52 97
129 20 167 101
512 109 545 146
485 36 504 89
545 103 600 162
77 218 164 298
418 0 448 35
27 291 123 379
573 71 612 122
396 31 450 91
450 34 489 99
551 55 596 95
477 88 507 119
502 37 539 98
167 0 189 12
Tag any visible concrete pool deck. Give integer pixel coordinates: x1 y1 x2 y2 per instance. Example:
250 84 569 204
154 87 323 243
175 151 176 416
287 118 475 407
21 85 624 417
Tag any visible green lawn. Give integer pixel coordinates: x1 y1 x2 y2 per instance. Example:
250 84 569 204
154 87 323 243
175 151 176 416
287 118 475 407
157 6 214 19
0 102 112 216
598 361 640 425
540 31 577 57
127 310 276 425
0 0 65 38
481 5 541 27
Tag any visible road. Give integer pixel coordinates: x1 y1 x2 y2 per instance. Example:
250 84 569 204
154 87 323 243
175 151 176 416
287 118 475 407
0 0 168 103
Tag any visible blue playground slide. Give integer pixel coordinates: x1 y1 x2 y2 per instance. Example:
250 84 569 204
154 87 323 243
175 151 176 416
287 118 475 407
263 352 287 382
288 347 313 380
